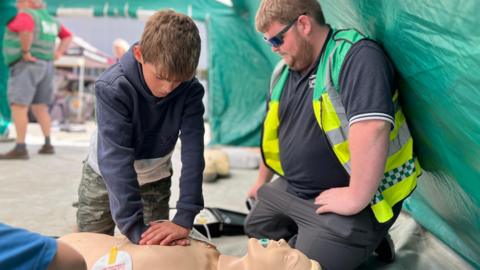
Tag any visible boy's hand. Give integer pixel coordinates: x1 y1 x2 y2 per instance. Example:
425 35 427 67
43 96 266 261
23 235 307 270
139 221 190 246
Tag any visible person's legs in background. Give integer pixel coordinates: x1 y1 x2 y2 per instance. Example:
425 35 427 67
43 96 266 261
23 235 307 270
11 103 29 145
31 103 54 154
0 60 51 159
32 60 55 154
0 103 29 159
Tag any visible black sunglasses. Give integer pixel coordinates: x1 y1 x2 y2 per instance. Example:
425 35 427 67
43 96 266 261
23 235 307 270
264 14 304 47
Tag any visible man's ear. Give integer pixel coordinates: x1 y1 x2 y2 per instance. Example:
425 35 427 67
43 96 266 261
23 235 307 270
133 45 143 63
297 15 312 36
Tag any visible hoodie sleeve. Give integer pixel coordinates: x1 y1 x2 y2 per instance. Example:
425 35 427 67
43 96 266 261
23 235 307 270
172 80 205 228
95 80 147 243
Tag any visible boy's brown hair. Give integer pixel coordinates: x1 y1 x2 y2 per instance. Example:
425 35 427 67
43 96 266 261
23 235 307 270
255 0 325 33
140 10 201 81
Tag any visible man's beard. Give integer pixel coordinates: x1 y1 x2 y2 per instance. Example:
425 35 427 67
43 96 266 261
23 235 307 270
285 36 314 72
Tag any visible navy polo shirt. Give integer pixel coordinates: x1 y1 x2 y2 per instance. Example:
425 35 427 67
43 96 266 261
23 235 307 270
276 38 395 199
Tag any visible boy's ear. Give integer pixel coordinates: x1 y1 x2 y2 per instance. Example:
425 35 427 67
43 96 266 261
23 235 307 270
133 45 143 63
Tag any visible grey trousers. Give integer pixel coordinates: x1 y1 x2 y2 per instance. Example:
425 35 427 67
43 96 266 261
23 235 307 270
244 178 401 270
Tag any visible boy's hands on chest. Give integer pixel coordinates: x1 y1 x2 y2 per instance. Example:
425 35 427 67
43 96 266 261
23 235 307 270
139 220 190 246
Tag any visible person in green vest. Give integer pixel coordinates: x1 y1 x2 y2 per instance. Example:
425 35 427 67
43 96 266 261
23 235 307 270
0 0 72 160
244 0 421 269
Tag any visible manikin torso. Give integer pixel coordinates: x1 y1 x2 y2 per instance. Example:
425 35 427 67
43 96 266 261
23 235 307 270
59 233 320 270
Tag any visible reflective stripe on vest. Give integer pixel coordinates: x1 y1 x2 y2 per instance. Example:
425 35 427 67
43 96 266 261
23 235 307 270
262 29 421 223
3 8 58 65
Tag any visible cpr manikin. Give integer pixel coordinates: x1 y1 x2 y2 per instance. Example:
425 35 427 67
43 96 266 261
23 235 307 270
59 233 320 270
59 233 219 270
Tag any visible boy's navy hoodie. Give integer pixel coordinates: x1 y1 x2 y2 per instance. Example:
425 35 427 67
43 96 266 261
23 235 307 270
94 47 205 243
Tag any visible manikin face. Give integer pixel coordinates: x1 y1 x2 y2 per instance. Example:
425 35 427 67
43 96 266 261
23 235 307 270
263 19 315 73
133 45 182 98
219 238 320 270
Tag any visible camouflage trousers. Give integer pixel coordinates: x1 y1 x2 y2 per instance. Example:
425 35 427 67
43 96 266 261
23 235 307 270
76 162 171 235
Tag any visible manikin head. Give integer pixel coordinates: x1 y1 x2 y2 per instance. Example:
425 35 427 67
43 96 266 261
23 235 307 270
255 0 327 73
219 238 321 270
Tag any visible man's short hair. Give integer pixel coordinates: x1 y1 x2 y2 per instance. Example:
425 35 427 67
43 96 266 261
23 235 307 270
255 0 325 33
140 10 201 82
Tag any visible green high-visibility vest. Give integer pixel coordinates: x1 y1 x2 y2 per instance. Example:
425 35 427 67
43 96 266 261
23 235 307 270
3 8 59 66
262 29 422 223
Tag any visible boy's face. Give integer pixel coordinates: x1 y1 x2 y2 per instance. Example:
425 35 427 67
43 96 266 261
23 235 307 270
133 45 182 98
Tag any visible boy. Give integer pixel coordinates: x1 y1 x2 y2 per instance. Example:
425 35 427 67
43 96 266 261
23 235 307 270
77 10 205 246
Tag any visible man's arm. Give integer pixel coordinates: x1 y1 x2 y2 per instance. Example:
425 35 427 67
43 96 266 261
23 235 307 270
18 31 37 62
174 80 205 224
315 40 395 216
315 119 389 215
247 65 278 200
95 81 148 244
247 160 274 199
7 12 36 62
140 80 205 245
54 25 72 60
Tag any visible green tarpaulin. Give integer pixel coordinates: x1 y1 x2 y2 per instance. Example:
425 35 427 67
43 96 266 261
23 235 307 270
0 0 16 136
318 1 480 267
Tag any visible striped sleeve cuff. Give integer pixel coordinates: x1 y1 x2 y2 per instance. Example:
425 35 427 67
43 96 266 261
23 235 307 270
349 113 395 129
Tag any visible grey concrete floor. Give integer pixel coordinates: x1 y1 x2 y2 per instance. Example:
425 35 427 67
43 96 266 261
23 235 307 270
0 122 256 256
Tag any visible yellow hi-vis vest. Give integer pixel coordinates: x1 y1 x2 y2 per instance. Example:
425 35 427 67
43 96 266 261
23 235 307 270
261 29 421 223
